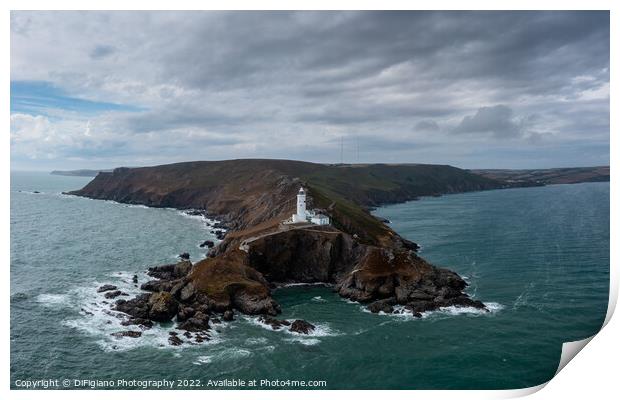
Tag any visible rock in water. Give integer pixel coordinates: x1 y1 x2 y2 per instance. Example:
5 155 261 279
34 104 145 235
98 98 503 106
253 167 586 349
289 320 315 334
132 274 138 283
148 292 179 322
97 284 118 293
200 240 215 248
367 299 395 314
168 334 183 346
179 252 190 260
177 311 210 332
104 290 123 299
110 330 142 338
114 293 150 319
176 305 195 322
258 316 290 330
141 280 175 292
222 310 234 321
120 318 153 329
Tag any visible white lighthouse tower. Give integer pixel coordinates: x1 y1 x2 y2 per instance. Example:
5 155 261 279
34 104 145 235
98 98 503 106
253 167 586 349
292 187 307 223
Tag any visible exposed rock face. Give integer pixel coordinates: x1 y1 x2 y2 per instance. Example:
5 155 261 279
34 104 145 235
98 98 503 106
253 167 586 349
82 159 493 336
148 292 179 322
335 246 486 313
187 250 280 316
114 293 150 319
177 311 210 332
242 227 359 283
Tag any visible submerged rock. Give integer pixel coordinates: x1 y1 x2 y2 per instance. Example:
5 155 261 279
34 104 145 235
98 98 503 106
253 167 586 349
200 240 215 248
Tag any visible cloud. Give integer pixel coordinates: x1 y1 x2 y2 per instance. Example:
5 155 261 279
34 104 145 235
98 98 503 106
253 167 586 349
9 11 610 169
414 120 439 132
454 105 522 138
89 44 116 59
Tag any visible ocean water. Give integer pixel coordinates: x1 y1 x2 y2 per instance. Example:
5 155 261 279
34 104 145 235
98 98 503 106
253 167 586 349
10 171 609 390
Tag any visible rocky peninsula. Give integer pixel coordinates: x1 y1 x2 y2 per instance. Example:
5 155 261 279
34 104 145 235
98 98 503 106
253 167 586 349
68 159 510 342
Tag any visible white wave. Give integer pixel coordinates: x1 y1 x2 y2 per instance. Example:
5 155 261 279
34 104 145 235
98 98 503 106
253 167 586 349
245 337 268 345
278 282 330 288
244 316 340 338
361 301 505 320
212 347 252 361
35 293 69 307
311 296 327 303
54 273 224 352
123 204 150 209
193 355 213 365
284 337 321 346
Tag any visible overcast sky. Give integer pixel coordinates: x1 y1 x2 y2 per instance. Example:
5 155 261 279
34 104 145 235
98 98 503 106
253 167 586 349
10 11 609 170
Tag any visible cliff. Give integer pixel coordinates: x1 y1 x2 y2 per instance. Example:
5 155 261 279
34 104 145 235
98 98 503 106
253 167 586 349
470 166 610 185
68 159 503 246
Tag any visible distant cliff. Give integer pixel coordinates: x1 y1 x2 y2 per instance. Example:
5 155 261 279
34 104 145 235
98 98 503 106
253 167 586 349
470 166 609 185
51 169 112 177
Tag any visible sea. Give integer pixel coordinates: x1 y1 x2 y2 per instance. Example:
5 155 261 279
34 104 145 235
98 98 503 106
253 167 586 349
10 171 610 390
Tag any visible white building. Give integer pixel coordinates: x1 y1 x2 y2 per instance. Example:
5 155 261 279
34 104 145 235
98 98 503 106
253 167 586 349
292 187 307 223
311 214 330 225
290 187 330 226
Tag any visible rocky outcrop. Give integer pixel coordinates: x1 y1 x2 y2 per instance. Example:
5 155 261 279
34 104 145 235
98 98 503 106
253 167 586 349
336 246 486 314
187 250 280 316
84 159 493 341
148 292 179 322
289 320 315 334
110 330 142 338
97 284 118 293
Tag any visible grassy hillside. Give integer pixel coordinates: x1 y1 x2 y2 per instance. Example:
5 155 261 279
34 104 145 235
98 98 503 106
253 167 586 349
471 166 609 185
69 159 504 246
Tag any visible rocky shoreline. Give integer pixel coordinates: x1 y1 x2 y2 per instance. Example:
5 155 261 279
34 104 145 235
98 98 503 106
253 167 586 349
66 160 493 345
99 217 486 346
101 258 320 346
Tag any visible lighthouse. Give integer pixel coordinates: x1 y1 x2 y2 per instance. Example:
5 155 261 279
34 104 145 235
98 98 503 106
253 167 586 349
292 187 307 223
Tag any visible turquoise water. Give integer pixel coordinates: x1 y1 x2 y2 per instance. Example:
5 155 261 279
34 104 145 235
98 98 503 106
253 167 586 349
10 172 609 389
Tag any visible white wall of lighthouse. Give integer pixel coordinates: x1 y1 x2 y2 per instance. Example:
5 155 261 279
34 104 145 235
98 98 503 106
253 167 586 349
293 187 307 222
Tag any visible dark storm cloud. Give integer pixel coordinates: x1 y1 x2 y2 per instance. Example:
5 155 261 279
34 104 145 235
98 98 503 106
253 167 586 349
10 11 610 169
